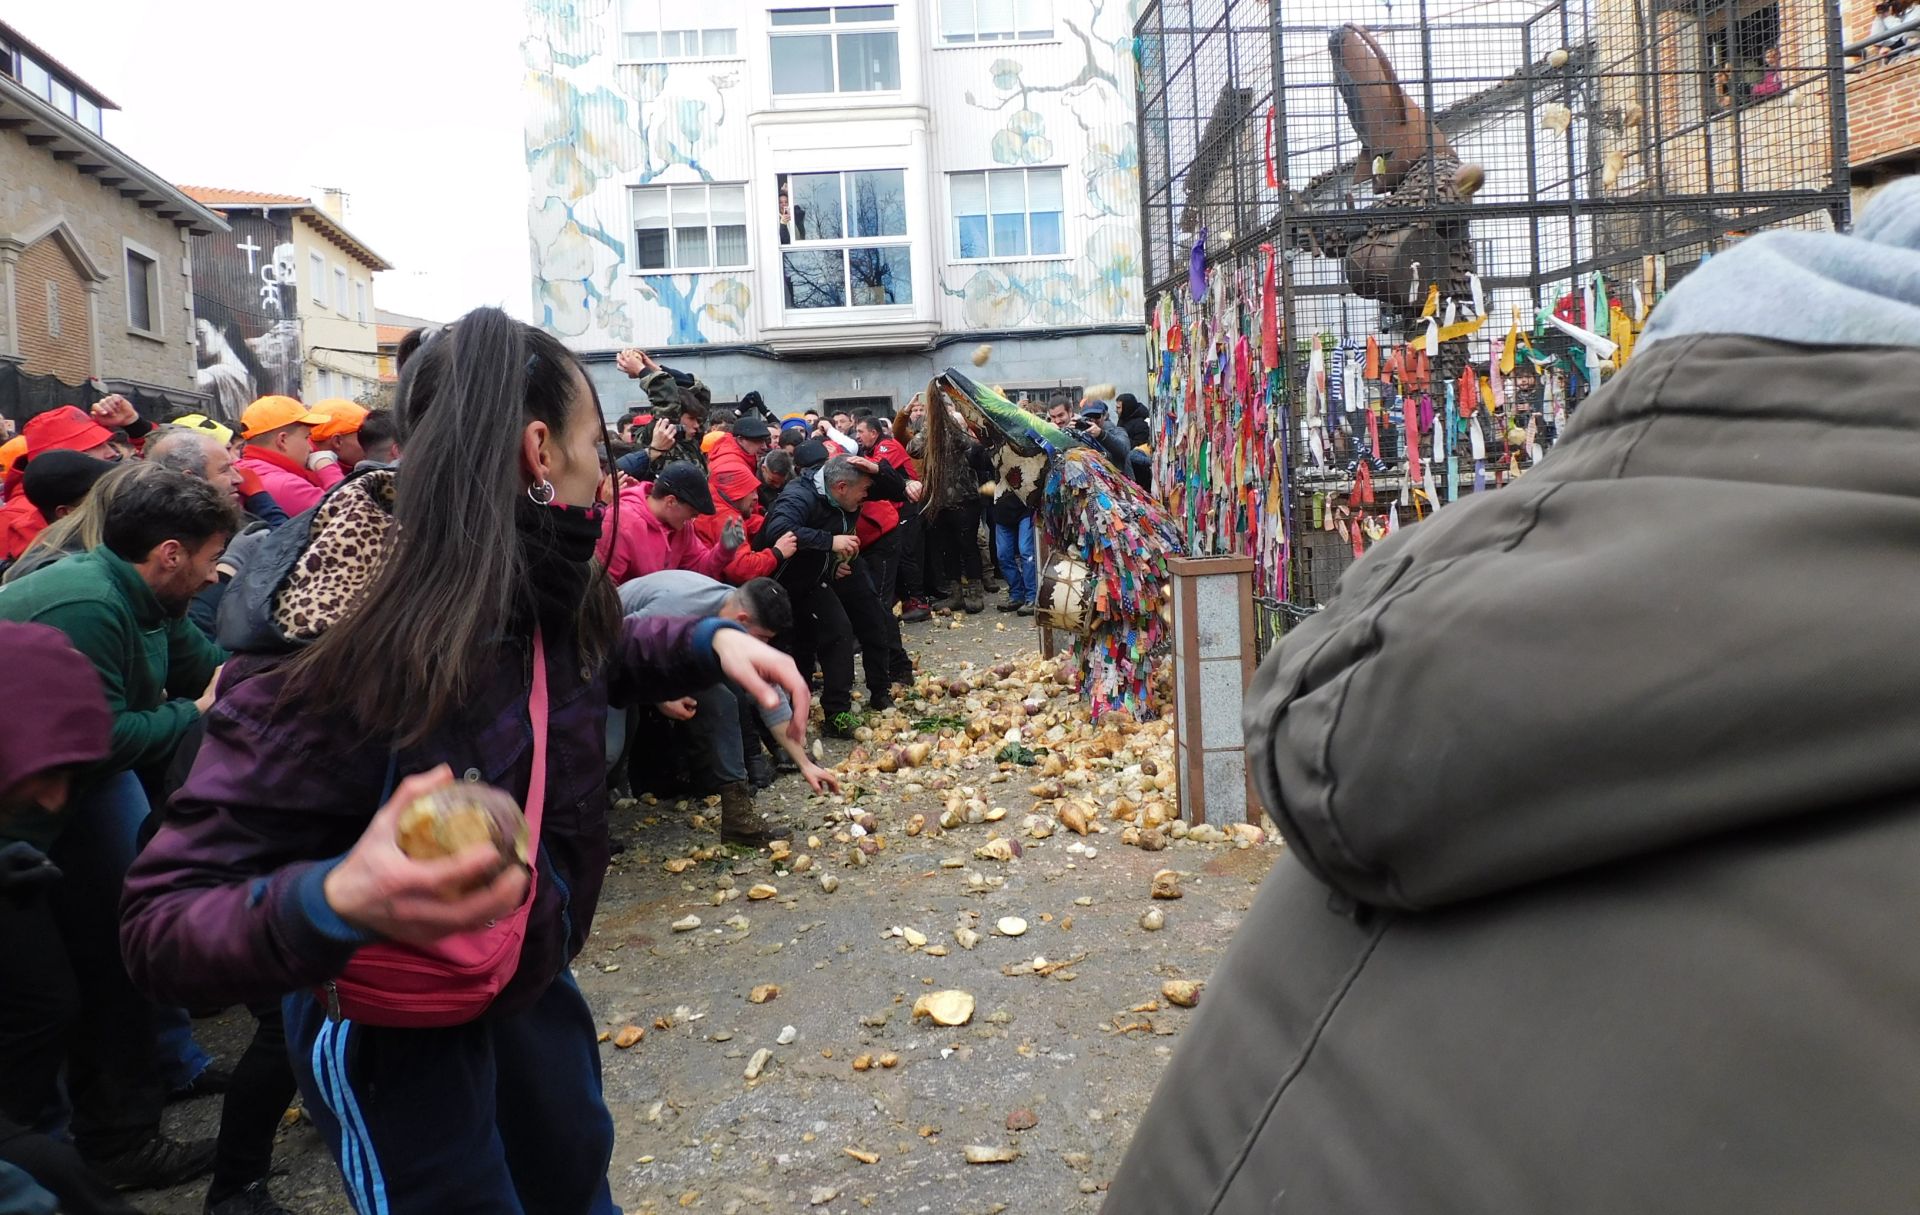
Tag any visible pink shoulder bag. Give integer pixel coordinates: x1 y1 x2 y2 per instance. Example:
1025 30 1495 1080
321 628 550 1027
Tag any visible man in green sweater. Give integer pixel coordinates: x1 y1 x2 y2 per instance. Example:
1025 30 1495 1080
0 467 236 1191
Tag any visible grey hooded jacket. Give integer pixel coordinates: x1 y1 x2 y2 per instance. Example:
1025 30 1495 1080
1104 181 1920 1214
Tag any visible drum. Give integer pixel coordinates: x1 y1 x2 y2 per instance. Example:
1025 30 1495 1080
1035 556 1092 633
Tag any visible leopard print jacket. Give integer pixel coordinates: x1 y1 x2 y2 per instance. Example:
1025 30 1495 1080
271 470 398 643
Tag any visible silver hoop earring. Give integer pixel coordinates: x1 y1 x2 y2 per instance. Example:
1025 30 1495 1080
527 480 556 505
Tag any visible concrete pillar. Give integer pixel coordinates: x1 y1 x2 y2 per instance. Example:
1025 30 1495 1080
0 241 20 359
84 280 103 378
1168 555 1260 826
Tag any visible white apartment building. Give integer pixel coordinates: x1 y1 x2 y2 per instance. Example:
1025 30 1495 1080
525 0 1143 417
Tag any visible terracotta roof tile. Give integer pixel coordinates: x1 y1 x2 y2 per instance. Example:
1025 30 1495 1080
176 185 312 207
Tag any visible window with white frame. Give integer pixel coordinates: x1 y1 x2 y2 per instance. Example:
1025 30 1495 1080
618 0 741 61
951 167 1065 259
770 6 900 96
125 246 158 334
630 183 749 272
318 368 334 398
309 253 327 309
354 280 367 323
938 0 1053 43
777 169 911 310
334 267 348 316
45 281 61 338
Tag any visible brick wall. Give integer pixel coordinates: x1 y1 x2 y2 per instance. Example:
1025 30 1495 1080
0 124 199 393
15 236 91 382
1593 0 1837 200
1847 56 1920 166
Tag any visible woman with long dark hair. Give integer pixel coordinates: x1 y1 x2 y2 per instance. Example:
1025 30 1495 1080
120 308 807 1213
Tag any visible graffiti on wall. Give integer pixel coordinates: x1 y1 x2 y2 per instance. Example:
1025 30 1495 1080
189 212 303 420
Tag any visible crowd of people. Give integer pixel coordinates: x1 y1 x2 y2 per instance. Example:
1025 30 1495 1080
0 310 1147 1214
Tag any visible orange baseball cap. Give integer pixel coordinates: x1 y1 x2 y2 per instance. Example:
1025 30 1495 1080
0 434 26 476
308 399 369 441
240 395 329 440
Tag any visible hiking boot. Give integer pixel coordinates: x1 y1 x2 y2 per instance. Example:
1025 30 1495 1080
868 689 895 713
900 597 932 623
1017 600 1036 617
88 1134 217 1191
206 1180 295 1215
746 753 777 790
960 580 986 614
928 586 957 610
719 781 790 845
824 712 861 740
168 1063 232 1104
997 593 1021 612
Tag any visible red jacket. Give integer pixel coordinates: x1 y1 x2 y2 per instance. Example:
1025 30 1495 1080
705 434 761 516
870 436 916 478
856 500 899 548
691 434 782 584
856 435 914 546
693 500 782 584
0 494 46 563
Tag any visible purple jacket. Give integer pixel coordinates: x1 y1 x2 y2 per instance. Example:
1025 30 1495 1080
120 613 736 1014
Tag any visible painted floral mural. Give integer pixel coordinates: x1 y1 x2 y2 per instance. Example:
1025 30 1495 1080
941 0 1145 330
526 0 1144 350
524 0 748 344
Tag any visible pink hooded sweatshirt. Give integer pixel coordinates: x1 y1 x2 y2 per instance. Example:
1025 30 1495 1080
234 446 342 517
595 481 729 585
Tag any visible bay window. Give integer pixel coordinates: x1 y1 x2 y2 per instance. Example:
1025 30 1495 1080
778 169 912 309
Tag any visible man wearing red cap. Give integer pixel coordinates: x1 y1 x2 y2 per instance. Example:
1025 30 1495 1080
232 396 335 516
0 398 137 563
695 415 793 584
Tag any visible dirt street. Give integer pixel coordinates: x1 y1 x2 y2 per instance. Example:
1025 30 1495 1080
146 609 1280 1214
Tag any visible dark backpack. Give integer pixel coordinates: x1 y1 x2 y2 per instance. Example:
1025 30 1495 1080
214 464 393 655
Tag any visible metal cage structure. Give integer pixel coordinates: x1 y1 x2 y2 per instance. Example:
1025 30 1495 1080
1136 0 1850 640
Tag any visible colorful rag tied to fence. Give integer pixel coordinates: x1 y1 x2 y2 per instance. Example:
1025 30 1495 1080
1147 244 1292 606
1149 240 1653 606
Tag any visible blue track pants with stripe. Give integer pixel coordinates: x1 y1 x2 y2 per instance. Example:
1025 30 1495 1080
284 975 620 1215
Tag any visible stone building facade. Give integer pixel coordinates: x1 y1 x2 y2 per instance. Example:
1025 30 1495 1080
0 22 224 413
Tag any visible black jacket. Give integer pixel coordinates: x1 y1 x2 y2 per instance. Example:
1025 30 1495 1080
1080 417 1133 467
1105 334 1920 1214
759 463 908 594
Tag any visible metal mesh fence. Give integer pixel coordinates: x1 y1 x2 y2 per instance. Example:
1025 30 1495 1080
1138 0 1849 657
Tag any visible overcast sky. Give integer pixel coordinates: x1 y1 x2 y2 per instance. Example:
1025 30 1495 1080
6 0 532 324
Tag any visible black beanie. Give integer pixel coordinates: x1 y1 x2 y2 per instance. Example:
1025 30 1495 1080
794 440 830 471
23 450 115 522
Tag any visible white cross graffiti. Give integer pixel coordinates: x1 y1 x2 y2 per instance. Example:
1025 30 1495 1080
236 235 262 273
